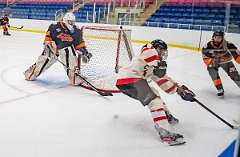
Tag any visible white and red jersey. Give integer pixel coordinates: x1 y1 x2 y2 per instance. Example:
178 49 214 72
116 43 178 94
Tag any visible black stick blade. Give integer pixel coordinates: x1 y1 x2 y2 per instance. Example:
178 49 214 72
98 91 113 96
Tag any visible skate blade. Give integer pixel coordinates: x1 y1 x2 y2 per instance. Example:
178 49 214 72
169 141 186 146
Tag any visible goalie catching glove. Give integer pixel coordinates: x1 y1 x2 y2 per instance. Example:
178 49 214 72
177 85 195 102
78 47 92 63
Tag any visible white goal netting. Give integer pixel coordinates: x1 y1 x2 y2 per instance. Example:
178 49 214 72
79 26 134 92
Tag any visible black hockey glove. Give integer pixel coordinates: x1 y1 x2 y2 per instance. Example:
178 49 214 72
177 85 195 102
153 61 167 78
202 49 214 58
78 47 92 63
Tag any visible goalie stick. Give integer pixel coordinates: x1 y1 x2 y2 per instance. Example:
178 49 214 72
48 49 113 96
194 98 240 129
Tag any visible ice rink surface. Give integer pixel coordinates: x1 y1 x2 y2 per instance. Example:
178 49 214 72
0 30 239 157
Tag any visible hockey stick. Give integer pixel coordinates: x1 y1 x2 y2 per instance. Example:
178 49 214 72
49 50 113 96
10 25 24 29
194 98 239 129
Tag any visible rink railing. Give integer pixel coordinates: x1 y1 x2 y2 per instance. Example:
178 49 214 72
119 20 226 32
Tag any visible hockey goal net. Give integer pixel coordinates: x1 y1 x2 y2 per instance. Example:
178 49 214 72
79 26 134 93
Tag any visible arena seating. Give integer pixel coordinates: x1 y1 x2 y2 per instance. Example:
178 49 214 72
0 1 105 22
146 0 240 31
229 5 240 26
0 0 153 22
0 0 239 31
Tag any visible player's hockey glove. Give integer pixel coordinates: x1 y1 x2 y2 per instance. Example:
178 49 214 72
202 49 215 58
235 55 240 64
153 61 167 78
177 85 195 102
78 47 92 63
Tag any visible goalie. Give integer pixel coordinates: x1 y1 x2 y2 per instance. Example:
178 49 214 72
116 39 195 146
24 12 92 85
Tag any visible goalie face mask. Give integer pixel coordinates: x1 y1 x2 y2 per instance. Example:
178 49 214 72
63 12 76 33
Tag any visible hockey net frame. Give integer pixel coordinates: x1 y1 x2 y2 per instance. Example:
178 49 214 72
79 25 134 93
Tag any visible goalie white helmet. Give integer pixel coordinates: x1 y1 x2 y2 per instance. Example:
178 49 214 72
63 12 76 33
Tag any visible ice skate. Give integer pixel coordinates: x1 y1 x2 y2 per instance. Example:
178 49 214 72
217 88 224 97
3 32 11 36
155 125 186 146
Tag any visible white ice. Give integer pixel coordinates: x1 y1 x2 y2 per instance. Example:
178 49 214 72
0 29 239 157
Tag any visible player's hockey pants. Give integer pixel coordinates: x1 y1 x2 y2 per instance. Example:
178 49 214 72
117 79 172 129
2 24 8 32
207 61 240 90
116 79 157 106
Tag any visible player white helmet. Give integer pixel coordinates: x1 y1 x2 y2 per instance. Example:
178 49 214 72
63 12 76 33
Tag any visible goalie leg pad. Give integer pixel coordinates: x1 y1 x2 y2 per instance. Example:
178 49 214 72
24 48 56 80
58 46 83 86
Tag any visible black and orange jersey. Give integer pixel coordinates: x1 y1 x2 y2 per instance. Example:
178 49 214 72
202 40 240 65
0 16 9 25
44 21 85 50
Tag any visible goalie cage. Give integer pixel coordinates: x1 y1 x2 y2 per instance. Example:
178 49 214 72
79 26 134 93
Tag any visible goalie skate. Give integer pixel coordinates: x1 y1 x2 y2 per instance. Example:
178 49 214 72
155 125 186 146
